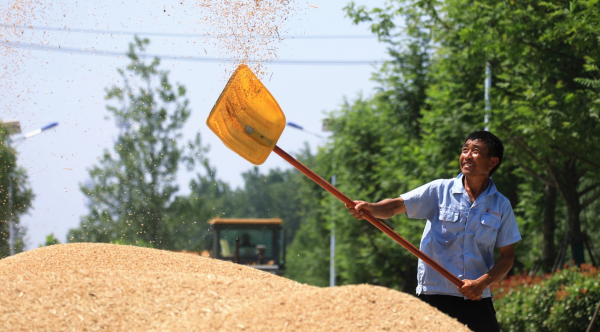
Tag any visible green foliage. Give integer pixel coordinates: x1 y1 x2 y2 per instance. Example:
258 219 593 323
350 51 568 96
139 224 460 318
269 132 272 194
284 146 331 286
286 7 442 290
68 62 313 254
413 0 600 264
326 95 426 290
111 238 153 248
39 233 61 247
294 0 600 292
0 127 34 258
68 36 199 249
161 160 234 251
495 266 600 332
165 157 309 252
237 165 306 242
286 92 430 289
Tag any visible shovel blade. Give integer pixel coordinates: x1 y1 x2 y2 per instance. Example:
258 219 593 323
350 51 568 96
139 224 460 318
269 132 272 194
206 64 286 165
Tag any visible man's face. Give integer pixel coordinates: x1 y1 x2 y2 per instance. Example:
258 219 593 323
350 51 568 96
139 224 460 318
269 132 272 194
460 139 499 177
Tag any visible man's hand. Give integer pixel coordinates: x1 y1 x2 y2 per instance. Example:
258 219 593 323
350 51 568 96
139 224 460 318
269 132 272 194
346 201 374 220
459 244 515 301
345 198 406 220
459 279 487 300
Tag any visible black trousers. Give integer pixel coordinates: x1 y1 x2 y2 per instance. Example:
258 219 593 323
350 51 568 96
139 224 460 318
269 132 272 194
418 294 500 332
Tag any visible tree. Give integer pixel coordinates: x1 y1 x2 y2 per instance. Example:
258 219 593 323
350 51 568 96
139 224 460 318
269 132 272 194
283 20 442 289
235 166 305 243
164 160 238 251
68 36 199 248
289 0 600 290
345 0 600 268
420 0 600 266
39 233 61 247
285 93 432 290
0 127 34 258
281 145 333 286
165 153 311 252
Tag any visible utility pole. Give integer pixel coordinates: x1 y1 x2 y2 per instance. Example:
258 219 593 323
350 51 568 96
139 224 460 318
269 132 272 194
286 121 336 287
485 62 491 131
8 172 14 256
322 120 336 287
329 174 336 287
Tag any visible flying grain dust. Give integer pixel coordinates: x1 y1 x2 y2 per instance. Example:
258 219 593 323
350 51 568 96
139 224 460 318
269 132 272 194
194 0 300 78
0 243 472 331
0 1 38 113
0 0 64 115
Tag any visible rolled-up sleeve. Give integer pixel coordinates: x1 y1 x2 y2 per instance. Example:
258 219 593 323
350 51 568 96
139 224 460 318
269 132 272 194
400 180 442 221
496 201 522 248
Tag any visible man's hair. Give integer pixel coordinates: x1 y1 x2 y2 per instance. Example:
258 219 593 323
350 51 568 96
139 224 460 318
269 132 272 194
464 131 504 176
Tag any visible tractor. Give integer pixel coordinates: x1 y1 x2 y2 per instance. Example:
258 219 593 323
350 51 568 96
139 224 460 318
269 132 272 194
207 218 285 275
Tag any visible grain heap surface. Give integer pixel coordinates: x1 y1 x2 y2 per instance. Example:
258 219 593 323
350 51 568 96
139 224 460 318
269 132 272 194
0 243 471 331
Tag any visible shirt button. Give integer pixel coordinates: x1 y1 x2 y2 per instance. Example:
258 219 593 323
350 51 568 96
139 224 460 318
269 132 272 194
464 250 468 253
466 271 470 276
466 228 470 232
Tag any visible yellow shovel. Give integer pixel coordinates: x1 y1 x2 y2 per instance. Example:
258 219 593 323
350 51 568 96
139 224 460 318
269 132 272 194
206 64 463 287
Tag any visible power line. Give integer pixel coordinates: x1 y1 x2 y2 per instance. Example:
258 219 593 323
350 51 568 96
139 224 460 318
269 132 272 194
1 25 377 40
4 41 387 65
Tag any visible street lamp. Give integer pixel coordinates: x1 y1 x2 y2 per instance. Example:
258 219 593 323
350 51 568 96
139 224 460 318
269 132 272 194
484 62 491 131
286 122 324 140
286 121 336 287
1 119 58 255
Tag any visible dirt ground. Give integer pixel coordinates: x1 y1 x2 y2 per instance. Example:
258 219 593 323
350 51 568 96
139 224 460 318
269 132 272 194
0 243 471 331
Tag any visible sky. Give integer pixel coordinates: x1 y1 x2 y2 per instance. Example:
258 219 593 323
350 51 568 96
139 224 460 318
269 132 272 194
2 0 390 249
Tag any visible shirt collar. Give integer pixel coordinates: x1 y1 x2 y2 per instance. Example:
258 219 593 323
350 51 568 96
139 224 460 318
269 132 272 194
453 173 497 196
452 174 465 194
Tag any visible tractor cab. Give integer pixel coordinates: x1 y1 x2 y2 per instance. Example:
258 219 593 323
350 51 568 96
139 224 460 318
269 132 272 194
208 218 285 275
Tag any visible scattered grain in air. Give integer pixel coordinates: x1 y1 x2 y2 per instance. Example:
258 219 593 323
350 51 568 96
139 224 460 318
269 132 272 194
1 0 65 112
62 167 72 170
193 0 301 79
0 243 470 331
309 4 318 8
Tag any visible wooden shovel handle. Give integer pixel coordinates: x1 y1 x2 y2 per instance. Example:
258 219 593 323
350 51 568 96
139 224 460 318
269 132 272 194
273 145 464 287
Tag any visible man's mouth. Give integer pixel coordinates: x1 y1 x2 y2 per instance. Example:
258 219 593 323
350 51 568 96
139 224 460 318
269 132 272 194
463 163 475 167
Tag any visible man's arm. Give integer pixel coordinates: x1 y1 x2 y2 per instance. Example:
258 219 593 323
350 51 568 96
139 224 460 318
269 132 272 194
459 244 515 300
346 197 407 220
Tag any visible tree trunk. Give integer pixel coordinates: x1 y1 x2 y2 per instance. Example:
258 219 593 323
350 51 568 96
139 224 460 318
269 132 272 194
563 165 584 266
0 220 8 258
541 184 557 272
567 203 585 266
551 159 585 266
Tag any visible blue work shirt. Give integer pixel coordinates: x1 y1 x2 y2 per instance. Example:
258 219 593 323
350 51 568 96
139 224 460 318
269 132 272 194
400 173 521 298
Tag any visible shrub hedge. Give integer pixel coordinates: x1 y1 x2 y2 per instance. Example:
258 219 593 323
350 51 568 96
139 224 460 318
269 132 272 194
493 265 600 332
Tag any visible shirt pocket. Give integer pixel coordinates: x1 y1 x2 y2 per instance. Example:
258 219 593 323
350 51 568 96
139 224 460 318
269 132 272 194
475 213 501 247
435 207 461 240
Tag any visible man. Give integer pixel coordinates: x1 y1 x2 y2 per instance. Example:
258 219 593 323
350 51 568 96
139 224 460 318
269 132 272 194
238 233 255 257
347 131 521 332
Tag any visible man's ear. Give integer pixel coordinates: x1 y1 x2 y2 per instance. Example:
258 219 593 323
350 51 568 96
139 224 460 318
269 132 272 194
490 157 499 169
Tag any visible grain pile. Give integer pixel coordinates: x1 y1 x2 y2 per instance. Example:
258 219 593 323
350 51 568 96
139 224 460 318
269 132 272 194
0 243 471 331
